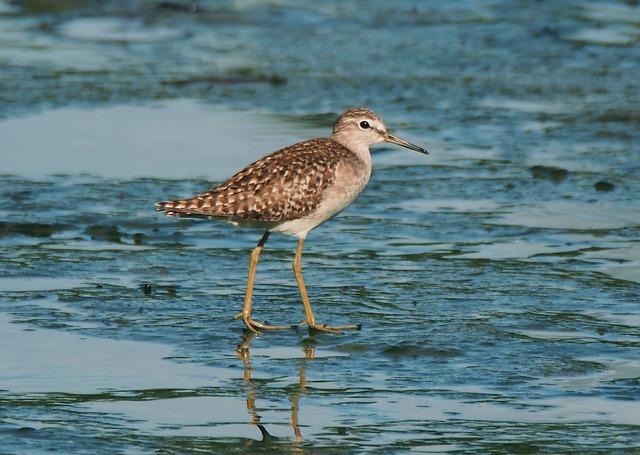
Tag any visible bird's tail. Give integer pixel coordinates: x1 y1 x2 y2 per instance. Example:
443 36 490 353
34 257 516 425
156 200 187 217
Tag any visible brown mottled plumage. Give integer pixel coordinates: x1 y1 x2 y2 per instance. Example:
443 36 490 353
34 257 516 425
157 138 360 223
156 108 428 333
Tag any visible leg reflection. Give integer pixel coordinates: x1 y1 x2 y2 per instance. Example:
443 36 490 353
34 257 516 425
236 334 316 442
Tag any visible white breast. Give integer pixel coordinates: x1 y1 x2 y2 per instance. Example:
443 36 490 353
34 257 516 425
272 155 372 239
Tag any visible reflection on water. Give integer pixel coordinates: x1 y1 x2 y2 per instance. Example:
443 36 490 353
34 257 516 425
58 17 186 42
0 101 319 180
0 313 231 394
495 201 640 231
237 332 312 443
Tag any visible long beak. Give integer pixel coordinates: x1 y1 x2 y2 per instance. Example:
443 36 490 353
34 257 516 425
383 131 429 155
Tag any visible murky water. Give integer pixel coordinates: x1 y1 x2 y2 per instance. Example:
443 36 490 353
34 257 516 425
1 1 639 453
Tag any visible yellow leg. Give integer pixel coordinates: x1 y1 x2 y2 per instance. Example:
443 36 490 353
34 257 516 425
293 237 361 333
234 231 294 332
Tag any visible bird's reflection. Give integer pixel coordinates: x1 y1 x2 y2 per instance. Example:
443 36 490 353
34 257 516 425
236 332 315 442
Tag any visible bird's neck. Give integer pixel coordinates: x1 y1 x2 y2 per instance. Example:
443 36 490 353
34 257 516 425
331 134 373 168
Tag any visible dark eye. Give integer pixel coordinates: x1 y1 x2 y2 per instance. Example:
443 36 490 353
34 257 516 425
359 121 370 129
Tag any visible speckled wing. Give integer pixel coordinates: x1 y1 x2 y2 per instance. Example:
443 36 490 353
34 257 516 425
156 138 357 222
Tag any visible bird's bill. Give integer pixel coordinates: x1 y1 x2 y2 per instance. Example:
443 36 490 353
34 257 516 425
383 132 429 155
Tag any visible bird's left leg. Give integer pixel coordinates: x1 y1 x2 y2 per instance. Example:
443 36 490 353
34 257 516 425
235 231 295 332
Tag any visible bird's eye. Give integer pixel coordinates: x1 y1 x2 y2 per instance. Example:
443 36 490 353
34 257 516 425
359 121 370 129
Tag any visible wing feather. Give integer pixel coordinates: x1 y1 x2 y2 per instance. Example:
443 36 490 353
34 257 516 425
156 138 357 222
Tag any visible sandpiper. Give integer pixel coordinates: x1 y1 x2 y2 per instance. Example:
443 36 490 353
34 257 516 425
156 108 428 333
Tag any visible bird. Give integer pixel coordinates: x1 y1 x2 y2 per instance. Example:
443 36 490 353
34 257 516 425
156 108 428 333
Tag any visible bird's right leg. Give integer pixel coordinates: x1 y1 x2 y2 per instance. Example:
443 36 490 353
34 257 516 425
234 231 295 332
293 237 361 333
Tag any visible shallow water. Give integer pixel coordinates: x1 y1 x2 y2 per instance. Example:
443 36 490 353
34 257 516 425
1 1 640 453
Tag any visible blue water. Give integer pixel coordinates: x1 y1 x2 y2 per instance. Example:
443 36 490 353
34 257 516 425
1 1 639 453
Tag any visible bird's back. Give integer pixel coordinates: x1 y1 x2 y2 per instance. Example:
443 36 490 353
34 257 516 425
156 138 368 223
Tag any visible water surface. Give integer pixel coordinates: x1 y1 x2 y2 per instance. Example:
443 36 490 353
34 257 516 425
1 0 639 453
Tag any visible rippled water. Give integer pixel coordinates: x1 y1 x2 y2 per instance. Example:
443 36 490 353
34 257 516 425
1 1 639 453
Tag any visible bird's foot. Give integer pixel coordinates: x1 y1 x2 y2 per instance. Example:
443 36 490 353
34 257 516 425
298 320 362 333
234 312 296 333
